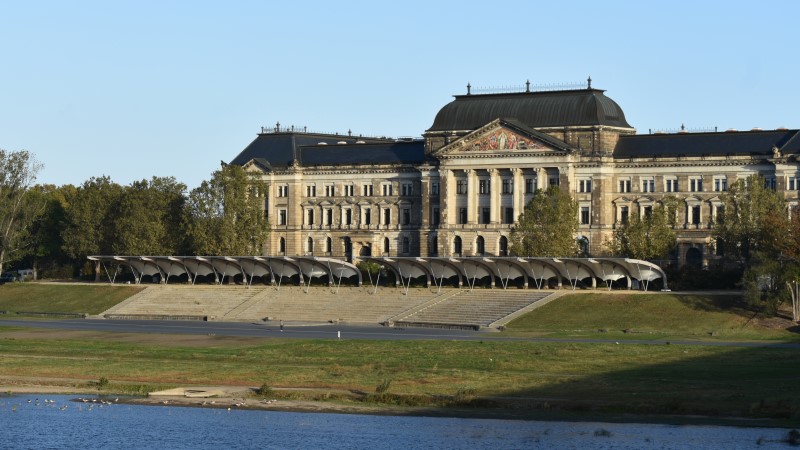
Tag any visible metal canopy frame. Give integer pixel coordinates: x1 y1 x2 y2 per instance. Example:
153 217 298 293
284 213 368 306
87 256 666 292
87 256 363 290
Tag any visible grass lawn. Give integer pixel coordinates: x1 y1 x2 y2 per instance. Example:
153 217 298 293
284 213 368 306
0 283 142 315
0 330 799 420
505 293 800 341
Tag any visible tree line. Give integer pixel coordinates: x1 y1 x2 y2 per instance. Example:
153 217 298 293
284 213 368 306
0 149 269 280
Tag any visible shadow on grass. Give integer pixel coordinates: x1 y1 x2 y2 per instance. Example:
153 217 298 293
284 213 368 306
374 344 800 424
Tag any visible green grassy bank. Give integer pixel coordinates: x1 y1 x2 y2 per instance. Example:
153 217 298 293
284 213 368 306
1 330 799 421
0 283 142 315
506 293 800 341
1 288 799 422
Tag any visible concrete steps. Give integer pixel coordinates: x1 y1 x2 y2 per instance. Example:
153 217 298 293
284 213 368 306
98 285 557 328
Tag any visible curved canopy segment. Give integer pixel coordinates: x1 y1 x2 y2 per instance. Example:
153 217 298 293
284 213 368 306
360 256 667 292
87 256 362 289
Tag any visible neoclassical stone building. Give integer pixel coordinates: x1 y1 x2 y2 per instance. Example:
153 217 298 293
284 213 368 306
231 82 800 268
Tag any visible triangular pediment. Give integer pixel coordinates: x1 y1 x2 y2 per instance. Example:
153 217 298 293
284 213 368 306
242 158 273 173
433 118 574 157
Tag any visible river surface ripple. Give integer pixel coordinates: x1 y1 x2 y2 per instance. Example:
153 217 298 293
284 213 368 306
0 394 794 449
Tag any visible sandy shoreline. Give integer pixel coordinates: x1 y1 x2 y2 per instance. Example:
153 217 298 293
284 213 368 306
2 382 795 428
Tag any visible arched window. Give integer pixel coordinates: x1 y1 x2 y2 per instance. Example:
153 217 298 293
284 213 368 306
307 236 314 254
453 236 462 255
279 237 286 254
476 236 485 255
499 236 508 256
402 237 410 254
326 237 332 254
383 237 390 255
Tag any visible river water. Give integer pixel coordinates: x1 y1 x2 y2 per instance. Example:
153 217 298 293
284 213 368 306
0 394 794 449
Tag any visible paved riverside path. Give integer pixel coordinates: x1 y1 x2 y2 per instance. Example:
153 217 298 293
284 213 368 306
1 318 799 348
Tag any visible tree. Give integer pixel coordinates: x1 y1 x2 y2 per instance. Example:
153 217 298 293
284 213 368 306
713 176 795 314
713 176 787 268
111 177 188 256
24 184 75 279
606 201 677 261
0 149 44 274
186 165 269 255
509 186 578 257
62 176 124 280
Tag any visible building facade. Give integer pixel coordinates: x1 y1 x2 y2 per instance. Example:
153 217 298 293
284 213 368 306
231 83 800 268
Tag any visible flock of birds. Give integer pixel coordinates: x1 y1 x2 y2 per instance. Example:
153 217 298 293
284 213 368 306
6 397 119 413
6 396 277 413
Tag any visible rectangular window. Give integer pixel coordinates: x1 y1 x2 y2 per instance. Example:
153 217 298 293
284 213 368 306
578 179 592 193
689 177 703 192
641 177 655 193
362 184 373 196
502 179 513 194
458 207 467 224
481 207 490 224
504 207 514 224
324 185 335 197
580 206 590 225
479 179 490 194
618 178 631 193
524 178 534 194
344 185 354 196
383 208 391 225
277 185 288 197
364 208 371 225
620 206 629 224
764 177 776 190
402 208 410 225
431 182 439 195
401 183 413 196
278 209 287 225
432 207 440 226
713 176 727 192
643 205 652 218
549 177 559 187
344 209 352 226
692 205 701 225
789 177 797 191
382 184 393 196
665 177 678 193
325 209 332 226
456 180 467 194
307 209 315 226
306 185 316 197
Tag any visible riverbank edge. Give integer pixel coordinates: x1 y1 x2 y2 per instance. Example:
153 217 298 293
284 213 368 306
1 382 796 429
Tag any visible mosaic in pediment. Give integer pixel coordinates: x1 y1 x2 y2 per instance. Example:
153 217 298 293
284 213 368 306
467 129 547 152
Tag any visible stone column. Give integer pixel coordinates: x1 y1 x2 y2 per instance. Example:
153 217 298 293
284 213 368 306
440 169 453 227
512 168 524 221
466 169 477 224
489 168 501 224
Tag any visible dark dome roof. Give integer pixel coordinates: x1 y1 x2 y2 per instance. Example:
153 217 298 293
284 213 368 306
426 89 632 132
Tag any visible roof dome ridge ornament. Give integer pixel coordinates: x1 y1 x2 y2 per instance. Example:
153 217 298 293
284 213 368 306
587 76 592 89
525 79 530 93
467 82 471 95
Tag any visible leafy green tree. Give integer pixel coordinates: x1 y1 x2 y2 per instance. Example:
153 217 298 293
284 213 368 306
713 176 795 314
111 177 188 255
62 176 124 280
0 149 44 274
186 165 269 255
713 176 787 267
606 202 677 260
509 186 578 257
24 184 75 279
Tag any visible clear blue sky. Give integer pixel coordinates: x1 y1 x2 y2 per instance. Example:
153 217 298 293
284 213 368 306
2 0 798 189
